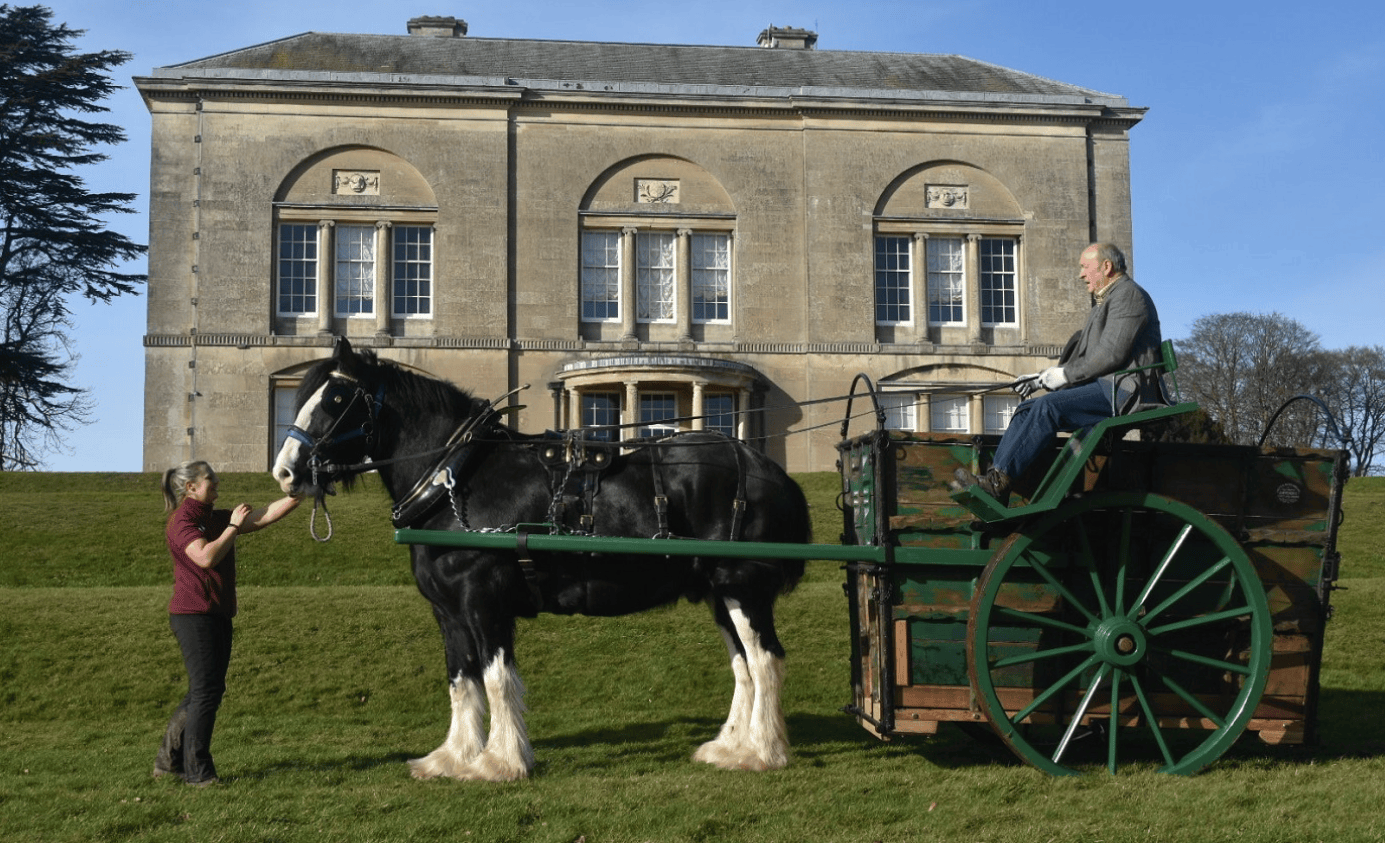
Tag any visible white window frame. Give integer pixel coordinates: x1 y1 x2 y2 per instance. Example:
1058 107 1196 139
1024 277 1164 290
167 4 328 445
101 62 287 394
638 392 679 437
979 237 1018 328
275 215 436 324
873 224 1023 335
929 394 970 433
391 225 434 317
691 233 731 324
581 392 621 440
874 235 913 325
579 222 735 328
276 224 319 317
983 394 1018 435
926 236 966 327
878 392 918 431
580 231 622 323
703 393 736 437
334 223 377 317
636 232 677 324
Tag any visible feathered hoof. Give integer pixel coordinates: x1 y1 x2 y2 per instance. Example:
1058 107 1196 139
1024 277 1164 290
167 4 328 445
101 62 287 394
693 738 788 771
409 747 532 782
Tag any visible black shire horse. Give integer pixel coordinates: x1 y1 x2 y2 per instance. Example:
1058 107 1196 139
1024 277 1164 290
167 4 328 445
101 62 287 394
272 339 810 781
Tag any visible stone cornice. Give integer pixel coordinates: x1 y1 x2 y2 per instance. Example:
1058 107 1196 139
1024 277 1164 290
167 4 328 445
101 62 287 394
134 73 1143 129
146 333 1068 358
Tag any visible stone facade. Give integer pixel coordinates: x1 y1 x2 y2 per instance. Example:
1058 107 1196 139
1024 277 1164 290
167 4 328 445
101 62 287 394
136 19 1144 474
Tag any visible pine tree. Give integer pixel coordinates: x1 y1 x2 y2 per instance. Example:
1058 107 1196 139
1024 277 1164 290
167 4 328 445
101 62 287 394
0 4 146 469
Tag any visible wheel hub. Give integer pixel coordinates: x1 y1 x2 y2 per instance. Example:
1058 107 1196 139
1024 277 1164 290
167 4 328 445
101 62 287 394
1093 617 1146 666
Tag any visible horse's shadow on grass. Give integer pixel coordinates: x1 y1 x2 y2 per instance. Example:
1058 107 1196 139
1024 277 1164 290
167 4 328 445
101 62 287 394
234 686 1385 780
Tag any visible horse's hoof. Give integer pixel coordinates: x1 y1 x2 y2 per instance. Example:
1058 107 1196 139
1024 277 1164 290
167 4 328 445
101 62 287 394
694 739 788 771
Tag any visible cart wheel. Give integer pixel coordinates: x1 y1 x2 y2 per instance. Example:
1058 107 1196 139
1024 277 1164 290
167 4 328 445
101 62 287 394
967 492 1272 775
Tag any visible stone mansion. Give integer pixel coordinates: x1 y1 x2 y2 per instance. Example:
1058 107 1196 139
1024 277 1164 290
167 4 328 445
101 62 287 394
136 16 1144 473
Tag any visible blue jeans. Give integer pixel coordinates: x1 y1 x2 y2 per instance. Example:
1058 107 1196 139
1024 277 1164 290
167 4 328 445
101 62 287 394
991 381 1116 479
157 614 233 783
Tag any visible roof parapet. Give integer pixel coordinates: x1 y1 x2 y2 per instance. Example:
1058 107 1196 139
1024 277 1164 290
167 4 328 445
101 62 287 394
408 16 467 37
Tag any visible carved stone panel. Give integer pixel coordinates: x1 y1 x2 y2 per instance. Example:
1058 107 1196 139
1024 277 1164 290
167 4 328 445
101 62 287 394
635 178 680 204
926 185 969 209
333 170 381 195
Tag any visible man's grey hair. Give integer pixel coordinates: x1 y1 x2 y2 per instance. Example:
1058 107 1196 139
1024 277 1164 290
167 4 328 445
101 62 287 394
1088 242 1128 274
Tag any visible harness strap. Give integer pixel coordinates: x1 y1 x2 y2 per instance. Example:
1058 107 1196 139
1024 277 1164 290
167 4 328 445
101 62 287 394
650 445 670 539
729 443 748 542
514 530 544 612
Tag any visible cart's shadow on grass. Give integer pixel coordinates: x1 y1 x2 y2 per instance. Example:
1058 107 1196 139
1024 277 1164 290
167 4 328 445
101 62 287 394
230 686 1385 781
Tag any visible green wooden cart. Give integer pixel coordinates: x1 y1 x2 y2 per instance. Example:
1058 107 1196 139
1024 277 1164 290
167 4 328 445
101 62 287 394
837 371 1349 775
395 351 1349 775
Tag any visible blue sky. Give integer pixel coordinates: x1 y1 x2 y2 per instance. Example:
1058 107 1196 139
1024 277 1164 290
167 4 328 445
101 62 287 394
39 0 1385 471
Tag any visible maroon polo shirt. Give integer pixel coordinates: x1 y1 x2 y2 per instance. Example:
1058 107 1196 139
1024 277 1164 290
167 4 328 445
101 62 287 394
166 497 237 617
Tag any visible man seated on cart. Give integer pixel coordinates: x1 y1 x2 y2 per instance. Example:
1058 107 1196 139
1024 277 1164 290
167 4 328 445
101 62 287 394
951 242 1168 505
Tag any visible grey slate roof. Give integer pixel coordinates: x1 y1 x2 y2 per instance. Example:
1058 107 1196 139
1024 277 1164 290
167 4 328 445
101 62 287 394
153 32 1129 108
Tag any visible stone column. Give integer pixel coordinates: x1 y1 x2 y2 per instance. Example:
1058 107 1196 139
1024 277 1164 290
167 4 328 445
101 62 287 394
374 221 392 336
624 380 640 434
316 220 335 335
691 380 706 431
621 227 638 341
677 228 693 342
966 234 982 344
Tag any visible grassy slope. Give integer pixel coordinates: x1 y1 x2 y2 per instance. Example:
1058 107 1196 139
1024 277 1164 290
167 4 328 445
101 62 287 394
1 474 1383 842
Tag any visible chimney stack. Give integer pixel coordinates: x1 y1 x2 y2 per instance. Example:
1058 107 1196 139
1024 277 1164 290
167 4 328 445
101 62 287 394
756 25 817 50
407 16 468 37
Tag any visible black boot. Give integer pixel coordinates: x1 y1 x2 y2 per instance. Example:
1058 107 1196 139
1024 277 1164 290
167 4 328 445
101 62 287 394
951 467 1012 506
154 706 187 778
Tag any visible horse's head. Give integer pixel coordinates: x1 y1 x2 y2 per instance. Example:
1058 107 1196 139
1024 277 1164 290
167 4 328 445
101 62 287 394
272 337 383 497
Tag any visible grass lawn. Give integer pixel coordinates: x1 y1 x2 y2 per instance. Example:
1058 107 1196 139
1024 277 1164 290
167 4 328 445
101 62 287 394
2 474 1383 842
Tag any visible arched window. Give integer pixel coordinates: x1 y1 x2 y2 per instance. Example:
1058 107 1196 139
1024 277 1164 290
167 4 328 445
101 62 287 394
272 147 438 337
578 157 736 344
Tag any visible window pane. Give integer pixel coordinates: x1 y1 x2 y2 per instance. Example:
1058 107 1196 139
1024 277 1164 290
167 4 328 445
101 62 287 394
581 231 620 322
638 393 678 437
636 232 676 322
927 237 965 325
692 233 730 323
980 238 1017 326
581 393 620 441
874 236 911 324
984 394 1018 434
930 394 969 433
878 392 917 431
392 226 432 316
703 393 736 437
335 224 375 315
277 224 317 315
273 385 300 452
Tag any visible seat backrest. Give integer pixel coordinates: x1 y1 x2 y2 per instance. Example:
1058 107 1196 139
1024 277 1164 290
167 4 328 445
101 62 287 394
1160 339 1181 401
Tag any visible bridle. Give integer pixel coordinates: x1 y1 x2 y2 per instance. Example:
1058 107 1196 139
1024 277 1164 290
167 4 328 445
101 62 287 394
286 374 387 483
285 373 385 540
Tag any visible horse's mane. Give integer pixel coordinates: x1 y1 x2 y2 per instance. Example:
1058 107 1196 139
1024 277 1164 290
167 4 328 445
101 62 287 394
297 348 480 421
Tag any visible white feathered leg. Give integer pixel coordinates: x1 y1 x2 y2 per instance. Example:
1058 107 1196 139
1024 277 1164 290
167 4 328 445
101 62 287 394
695 597 790 771
408 674 485 779
693 626 754 767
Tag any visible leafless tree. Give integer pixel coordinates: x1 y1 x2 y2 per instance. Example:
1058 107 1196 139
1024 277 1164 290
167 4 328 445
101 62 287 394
1319 346 1385 476
1177 312 1326 447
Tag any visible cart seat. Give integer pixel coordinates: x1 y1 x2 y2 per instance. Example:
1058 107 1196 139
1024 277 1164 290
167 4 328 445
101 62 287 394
953 340 1198 523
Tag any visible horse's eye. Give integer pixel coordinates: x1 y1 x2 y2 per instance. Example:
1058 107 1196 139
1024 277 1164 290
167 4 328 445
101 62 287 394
333 395 343 404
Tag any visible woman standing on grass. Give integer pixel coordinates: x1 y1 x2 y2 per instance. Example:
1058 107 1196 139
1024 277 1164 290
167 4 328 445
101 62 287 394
154 461 301 785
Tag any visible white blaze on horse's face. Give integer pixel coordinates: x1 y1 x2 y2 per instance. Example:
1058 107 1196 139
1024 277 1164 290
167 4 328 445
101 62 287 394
271 380 331 494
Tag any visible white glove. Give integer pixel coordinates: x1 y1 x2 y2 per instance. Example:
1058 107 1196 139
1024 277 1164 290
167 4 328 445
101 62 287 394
1038 366 1069 391
1013 374 1042 399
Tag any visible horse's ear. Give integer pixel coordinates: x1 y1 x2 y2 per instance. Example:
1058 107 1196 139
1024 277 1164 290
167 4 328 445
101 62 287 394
332 336 359 375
